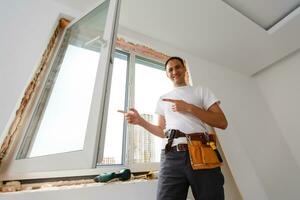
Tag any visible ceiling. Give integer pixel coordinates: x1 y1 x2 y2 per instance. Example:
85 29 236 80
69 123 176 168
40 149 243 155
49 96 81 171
223 0 300 30
51 0 300 76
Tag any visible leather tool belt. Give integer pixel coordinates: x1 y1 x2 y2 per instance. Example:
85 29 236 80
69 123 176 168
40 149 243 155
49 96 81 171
164 129 186 153
169 143 188 152
165 129 223 170
164 129 208 153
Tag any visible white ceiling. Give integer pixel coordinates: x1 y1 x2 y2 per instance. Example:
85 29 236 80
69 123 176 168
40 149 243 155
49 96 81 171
52 0 300 75
223 0 300 30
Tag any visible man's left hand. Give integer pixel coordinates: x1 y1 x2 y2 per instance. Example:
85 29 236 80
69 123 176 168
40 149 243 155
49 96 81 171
162 98 192 113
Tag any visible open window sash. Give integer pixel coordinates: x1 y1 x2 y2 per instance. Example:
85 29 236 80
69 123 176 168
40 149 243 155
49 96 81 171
0 0 121 181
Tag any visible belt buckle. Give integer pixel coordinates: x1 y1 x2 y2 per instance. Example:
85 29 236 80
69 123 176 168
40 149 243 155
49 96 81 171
176 144 185 152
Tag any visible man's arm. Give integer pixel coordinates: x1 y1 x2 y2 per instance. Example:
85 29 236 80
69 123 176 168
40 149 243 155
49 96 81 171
140 114 166 138
163 99 228 130
190 102 228 129
119 108 166 138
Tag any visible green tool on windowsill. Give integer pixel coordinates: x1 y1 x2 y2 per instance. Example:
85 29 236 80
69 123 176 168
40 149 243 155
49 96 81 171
94 169 131 183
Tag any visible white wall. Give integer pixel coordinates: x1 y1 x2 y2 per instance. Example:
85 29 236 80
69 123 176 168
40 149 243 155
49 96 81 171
254 49 300 167
111 26 300 199
1 0 300 199
119 27 270 199
0 0 80 144
186 54 300 200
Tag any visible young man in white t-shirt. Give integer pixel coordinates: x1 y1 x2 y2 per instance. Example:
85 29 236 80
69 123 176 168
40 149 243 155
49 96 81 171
121 57 228 200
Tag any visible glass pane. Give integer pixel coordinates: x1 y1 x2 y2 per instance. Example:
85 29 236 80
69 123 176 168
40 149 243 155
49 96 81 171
19 1 110 158
99 52 128 165
134 57 173 163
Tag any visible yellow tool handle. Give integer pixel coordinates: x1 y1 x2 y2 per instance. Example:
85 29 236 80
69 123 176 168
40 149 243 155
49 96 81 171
207 142 217 150
207 141 223 163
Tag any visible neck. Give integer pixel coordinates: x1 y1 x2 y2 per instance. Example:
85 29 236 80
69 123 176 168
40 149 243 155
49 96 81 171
174 82 188 87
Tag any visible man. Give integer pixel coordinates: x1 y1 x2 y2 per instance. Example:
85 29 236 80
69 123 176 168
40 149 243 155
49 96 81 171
121 56 228 200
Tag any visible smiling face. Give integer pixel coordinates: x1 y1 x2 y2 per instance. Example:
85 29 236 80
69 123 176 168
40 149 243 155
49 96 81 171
165 58 187 87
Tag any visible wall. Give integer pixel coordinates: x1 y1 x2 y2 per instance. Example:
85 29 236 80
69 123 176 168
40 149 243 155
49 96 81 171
254 49 300 168
253 48 300 199
190 56 300 200
118 26 300 199
185 52 300 200
119 27 270 199
1 0 300 199
0 0 80 144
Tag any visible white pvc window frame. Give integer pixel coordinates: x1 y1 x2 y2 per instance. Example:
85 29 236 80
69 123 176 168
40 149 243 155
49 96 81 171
0 0 167 180
97 50 163 172
0 0 121 181
122 52 164 172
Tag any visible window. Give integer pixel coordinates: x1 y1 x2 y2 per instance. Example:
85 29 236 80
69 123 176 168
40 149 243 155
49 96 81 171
0 0 121 180
98 51 129 165
15 0 111 161
19 44 100 158
96 53 173 168
132 57 172 163
0 0 172 180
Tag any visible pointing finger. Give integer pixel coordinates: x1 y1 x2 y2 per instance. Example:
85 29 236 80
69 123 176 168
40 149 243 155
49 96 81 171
162 98 177 103
129 108 138 113
117 110 126 114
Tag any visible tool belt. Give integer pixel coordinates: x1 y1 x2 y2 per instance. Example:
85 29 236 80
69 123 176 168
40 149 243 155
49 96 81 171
164 129 186 153
165 129 223 170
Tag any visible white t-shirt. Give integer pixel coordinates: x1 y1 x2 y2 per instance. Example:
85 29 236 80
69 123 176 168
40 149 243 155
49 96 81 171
155 85 220 148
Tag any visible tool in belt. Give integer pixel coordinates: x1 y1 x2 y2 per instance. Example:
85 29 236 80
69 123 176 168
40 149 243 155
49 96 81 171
165 129 223 163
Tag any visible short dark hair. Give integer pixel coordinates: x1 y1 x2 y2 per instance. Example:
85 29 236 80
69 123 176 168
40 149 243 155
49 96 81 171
164 56 185 69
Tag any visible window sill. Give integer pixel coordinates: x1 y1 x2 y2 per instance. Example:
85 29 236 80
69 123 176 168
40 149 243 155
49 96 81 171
0 171 158 193
0 179 158 200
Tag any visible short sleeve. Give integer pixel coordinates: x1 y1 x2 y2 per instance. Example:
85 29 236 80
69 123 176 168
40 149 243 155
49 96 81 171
155 97 165 116
202 87 220 110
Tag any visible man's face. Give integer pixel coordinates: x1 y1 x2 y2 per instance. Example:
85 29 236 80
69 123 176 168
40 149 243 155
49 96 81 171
166 59 187 85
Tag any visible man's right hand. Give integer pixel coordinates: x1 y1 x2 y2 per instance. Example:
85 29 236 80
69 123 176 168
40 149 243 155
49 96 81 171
118 108 142 125
118 109 166 138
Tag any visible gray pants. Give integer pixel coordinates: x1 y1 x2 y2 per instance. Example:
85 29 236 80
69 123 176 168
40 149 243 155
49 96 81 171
157 150 224 200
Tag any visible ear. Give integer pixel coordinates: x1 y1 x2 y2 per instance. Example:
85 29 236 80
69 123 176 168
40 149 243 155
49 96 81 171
184 71 190 84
